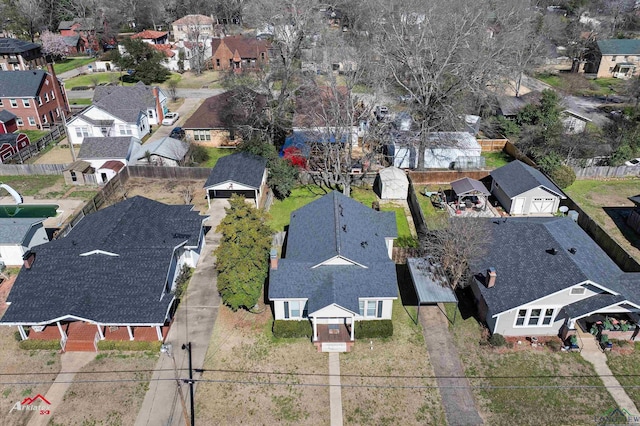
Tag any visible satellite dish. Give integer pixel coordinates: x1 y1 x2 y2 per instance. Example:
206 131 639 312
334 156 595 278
559 206 569 216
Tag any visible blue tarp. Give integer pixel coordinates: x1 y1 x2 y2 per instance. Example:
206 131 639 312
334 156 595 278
281 130 348 158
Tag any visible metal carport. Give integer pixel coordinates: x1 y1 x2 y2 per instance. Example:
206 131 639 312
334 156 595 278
407 257 458 324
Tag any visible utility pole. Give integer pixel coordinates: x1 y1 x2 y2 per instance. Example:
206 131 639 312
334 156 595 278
182 342 195 426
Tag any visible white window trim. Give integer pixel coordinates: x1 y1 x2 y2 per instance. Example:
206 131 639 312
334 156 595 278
283 300 308 319
359 299 383 318
44 93 49 102
513 307 556 328
28 117 36 126
22 98 30 107
16 118 23 126
10 99 17 108
51 90 55 100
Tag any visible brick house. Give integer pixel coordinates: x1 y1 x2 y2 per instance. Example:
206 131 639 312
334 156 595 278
171 14 219 41
0 64 69 130
210 35 270 72
585 39 640 79
0 38 46 71
58 18 100 53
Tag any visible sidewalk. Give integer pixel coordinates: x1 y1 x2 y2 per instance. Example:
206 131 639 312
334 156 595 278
135 199 227 426
329 353 343 426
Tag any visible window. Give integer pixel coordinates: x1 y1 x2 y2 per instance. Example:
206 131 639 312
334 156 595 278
528 309 541 326
570 287 586 295
612 56 617 62
118 125 132 135
0 99 3 107
542 309 555 325
359 300 383 318
22 98 30 107
55 108 60 117
70 171 77 182
37 96 42 106
75 127 89 137
51 90 55 100
10 99 17 107
44 93 49 102
516 309 526 326
193 130 210 141
283 300 307 319
42 114 47 124
216 58 220 67
16 118 23 126
28 117 36 126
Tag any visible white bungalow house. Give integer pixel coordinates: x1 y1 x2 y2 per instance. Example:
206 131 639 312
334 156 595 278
269 191 398 352
0 196 208 351
66 82 167 144
490 160 566 215
77 136 141 184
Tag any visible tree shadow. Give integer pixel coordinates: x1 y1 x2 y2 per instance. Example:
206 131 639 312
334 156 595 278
602 207 640 251
455 286 480 322
396 263 418 306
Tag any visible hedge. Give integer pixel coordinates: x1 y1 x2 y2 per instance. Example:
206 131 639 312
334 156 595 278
97 340 163 351
19 339 61 350
273 320 312 338
355 320 393 338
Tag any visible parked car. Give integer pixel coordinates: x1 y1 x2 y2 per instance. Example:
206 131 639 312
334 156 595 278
162 112 180 126
169 127 185 140
375 105 389 121
625 158 640 167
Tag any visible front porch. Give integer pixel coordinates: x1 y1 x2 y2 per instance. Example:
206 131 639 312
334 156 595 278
312 323 355 353
24 321 170 352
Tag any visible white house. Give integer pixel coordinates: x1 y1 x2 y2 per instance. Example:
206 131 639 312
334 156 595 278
0 218 49 266
268 191 398 352
77 136 141 184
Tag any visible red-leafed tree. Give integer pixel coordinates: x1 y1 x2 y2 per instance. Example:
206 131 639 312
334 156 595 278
283 147 307 169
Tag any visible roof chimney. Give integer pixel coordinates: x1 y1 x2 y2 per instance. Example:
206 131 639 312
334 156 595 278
152 86 164 123
569 247 577 254
486 267 496 288
23 251 35 270
270 248 278 270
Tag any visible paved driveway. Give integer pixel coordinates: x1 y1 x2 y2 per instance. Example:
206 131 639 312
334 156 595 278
135 199 228 426
147 98 204 143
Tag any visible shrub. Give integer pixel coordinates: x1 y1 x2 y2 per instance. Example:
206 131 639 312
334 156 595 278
272 320 312 338
549 164 576 189
396 236 419 248
547 340 561 351
19 340 60 350
71 86 90 91
489 333 506 347
97 340 162 351
173 265 193 300
189 144 210 165
355 320 393 338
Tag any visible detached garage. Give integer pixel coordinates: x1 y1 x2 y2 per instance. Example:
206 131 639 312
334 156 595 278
204 152 268 208
490 160 566 215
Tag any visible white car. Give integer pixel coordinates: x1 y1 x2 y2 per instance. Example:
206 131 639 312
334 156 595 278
625 158 640 167
162 112 179 126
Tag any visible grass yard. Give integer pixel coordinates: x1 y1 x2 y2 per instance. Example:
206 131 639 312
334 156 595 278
447 302 617 424
535 73 562 88
267 185 330 232
69 98 92 106
534 73 625 97
64 72 127 89
48 351 158 425
564 179 640 264
606 343 640 408
19 129 49 142
414 185 449 230
53 57 94 74
200 147 235 168
0 175 64 197
161 70 224 89
482 151 513 169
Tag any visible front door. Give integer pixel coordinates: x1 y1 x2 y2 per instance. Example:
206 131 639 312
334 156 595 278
512 197 525 214
100 172 108 183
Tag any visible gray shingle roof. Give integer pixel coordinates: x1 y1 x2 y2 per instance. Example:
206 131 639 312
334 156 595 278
0 218 45 244
0 38 41 54
269 191 398 314
78 136 141 160
92 82 160 123
0 70 46 98
0 110 17 122
135 137 188 161
597 39 640 55
470 217 640 317
203 152 267 189
490 160 565 199
0 133 19 147
0 196 207 324
451 177 490 196
563 294 626 319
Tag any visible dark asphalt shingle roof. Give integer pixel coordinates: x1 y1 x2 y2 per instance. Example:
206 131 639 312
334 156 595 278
269 191 398 314
470 217 640 317
0 218 45 244
563 294 627 319
451 177 490 196
78 136 141 160
0 38 41 54
490 160 565 199
92 82 161 123
1 196 207 324
0 70 46 98
597 39 640 55
0 110 17 122
0 133 19 146
203 152 267 189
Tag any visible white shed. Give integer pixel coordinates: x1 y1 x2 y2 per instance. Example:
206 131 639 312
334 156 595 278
424 132 482 169
375 167 409 200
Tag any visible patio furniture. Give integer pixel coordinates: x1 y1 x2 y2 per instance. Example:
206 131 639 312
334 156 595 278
328 324 340 335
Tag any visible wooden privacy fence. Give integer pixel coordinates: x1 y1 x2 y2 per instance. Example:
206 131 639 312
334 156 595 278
4 124 67 164
126 165 212 179
0 163 69 175
573 166 640 179
408 170 490 185
478 139 508 152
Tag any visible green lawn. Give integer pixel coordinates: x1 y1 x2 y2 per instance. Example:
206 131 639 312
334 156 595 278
447 303 618 424
64 72 129 89
0 175 62 196
267 185 329 232
19 129 48 141
535 73 562 88
200 147 235 168
482 151 513 169
53 57 95 74
606 343 640 408
415 185 449 230
69 98 92 106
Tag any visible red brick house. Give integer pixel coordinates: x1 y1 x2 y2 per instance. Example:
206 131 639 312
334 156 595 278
58 18 100 53
0 64 69 130
0 110 18 134
0 133 30 162
210 35 270 72
0 38 46 71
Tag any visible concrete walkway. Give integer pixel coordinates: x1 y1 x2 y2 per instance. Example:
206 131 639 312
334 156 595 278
420 305 484 426
577 328 640 416
329 352 343 426
27 352 95 426
135 200 227 426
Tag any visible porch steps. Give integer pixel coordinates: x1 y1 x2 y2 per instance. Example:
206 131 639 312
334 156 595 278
64 340 96 352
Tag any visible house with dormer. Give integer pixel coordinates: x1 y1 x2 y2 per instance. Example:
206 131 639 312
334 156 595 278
268 191 398 352
66 82 166 144
0 196 208 351
0 37 45 70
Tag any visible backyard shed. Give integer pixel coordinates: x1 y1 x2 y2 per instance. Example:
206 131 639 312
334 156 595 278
374 167 409 200
63 160 96 185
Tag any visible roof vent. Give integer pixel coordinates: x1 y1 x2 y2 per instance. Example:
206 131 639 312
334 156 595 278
342 224 347 232
360 241 368 248
547 248 558 255
569 247 577 254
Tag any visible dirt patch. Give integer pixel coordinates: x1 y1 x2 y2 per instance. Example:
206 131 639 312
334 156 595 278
47 351 158 425
33 145 74 165
124 178 208 213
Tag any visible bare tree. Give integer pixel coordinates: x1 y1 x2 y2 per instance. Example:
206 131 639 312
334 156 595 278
420 218 490 290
